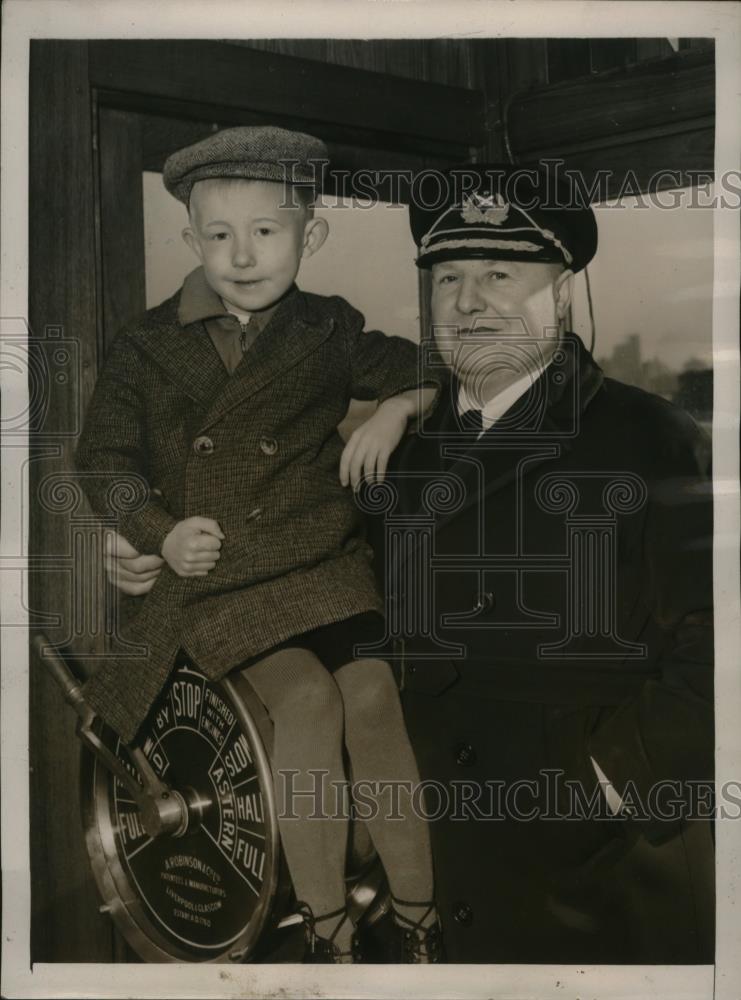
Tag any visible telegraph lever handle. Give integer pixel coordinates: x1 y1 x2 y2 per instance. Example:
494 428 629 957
33 634 188 838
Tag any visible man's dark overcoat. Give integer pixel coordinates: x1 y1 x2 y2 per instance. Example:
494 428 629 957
376 334 714 963
76 283 429 742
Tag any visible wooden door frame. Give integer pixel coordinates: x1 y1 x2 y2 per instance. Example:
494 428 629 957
505 46 715 197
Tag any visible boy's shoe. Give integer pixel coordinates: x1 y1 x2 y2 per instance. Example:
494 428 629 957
390 895 445 963
297 901 362 963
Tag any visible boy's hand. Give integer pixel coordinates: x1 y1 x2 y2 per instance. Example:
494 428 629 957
104 531 164 596
340 396 414 490
161 517 225 577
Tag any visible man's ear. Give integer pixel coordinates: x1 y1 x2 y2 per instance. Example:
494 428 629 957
182 226 202 261
554 268 574 321
302 216 329 259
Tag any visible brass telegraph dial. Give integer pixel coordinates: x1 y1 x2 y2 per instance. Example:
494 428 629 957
81 657 282 962
37 638 387 963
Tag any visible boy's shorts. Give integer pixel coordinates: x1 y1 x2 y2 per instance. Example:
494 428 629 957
240 611 386 674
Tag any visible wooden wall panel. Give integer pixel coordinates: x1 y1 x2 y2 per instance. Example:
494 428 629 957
546 38 591 83
509 50 714 159
89 41 484 150
28 40 114 963
558 127 715 200
97 108 147 355
222 38 715 178
588 39 638 74
472 38 548 160
134 109 465 191
635 38 676 62
231 38 476 88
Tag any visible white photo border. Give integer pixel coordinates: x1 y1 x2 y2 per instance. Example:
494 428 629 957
2 1 739 998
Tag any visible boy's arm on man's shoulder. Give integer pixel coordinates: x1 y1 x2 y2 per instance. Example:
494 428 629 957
75 333 178 555
333 296 444 407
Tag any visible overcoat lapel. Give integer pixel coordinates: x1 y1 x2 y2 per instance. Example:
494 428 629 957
127 287 336 428
434 425 567 535
408 336 604 531
198 290 335 431
128 299 228 406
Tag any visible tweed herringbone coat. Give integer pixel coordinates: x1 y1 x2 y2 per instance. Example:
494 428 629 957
76 281 430 742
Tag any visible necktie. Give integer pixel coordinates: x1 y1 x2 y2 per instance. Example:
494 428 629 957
459 408 484 434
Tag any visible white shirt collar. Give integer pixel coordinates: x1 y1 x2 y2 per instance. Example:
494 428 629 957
457 360 550 435
221 299 251 326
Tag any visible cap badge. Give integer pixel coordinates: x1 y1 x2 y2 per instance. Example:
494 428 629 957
461 192 510 226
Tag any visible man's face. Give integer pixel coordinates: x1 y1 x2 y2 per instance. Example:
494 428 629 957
430 258 572 400
183 179 322 313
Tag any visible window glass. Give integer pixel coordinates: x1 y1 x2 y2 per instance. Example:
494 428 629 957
570 188 713 429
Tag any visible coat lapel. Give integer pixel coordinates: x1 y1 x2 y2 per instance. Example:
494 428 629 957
127 286 335 429
406 336 604 530
198 289 335 432
433 414 569 536
128 295 228 407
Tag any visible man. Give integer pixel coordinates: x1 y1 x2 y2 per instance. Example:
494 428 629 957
377 164 714 964
103 164 714 965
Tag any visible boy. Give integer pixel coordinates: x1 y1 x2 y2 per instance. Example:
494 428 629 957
76 126 442 962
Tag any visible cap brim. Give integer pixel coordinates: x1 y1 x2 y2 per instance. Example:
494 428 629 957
415 246 574 270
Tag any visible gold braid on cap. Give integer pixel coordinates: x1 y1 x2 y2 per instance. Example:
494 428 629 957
419 201 574 266
418 238 544 256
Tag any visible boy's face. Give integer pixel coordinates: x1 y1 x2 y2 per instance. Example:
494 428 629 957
183 179 327 313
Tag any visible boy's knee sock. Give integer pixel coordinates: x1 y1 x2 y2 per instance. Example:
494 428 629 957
243 648 350 935
334 659 436 925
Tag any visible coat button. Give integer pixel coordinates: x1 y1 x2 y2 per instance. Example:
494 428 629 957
193 435 214 455
452 901 473 926
473 591 495 613
259 437 278 456
454 743 477 766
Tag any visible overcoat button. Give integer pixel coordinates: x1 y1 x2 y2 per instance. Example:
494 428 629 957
259 437 278 456
454 743 477 766
453 902 473 926
193 435 214 455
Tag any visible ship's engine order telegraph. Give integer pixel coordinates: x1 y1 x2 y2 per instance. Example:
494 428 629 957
35 635 387 963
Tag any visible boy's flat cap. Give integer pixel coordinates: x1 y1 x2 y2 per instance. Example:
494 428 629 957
163 125 328 204
409 163 597 273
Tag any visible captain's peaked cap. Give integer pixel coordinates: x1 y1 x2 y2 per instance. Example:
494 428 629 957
163 125 328 205
409 163 597 273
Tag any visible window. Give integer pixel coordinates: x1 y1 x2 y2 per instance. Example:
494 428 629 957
570 188 713 429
